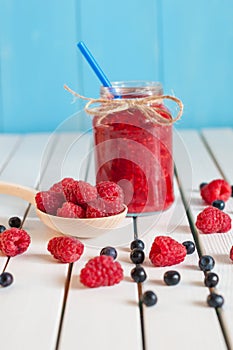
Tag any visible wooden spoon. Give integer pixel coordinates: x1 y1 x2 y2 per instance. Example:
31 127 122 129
0 181 127 238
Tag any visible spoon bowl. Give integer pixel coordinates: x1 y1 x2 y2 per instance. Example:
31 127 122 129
0 181 128 238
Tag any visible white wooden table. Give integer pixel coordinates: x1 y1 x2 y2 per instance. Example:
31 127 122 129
0 128 233 350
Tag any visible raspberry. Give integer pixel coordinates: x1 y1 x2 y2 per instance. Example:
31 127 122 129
62 178 79 204
86 198 108 218
96 181 124 201
103 196 124 215
230 246 233 261
86 196 124 218
47 236 84 263
57 202 86 218
75 181 98 205
0 228 31 257
201 179 231 204
149 236 187 267
49 178 72 200
196 206 231 234
88 196 124 218
80 255 124 288
35 190 64 215
62 180 97 205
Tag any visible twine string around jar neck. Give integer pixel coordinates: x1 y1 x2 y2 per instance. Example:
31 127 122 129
64 84 184 126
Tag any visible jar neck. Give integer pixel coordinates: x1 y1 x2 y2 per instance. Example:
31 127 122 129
100 81 163 98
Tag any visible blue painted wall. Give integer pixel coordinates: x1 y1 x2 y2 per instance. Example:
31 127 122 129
0 0 233 133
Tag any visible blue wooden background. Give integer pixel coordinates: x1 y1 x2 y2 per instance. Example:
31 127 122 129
0 0 233 133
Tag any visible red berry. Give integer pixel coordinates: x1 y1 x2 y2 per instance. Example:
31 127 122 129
149 236 187 267
86 198 108 218
35 190 64 215
230 246 233 261
49 178 72 200
97 181 124 201
62 178 79 204
0 228 31 257
196 206 231 234
47 236 84 263
62 180 97 205
80 255 124 288
201 179 231 204
75 181 98 205
103 196 124 215
86 196 124 218
97 181 125 215
57 202 86 218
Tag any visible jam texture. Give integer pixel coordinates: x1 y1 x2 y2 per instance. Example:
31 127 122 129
93 103 174 215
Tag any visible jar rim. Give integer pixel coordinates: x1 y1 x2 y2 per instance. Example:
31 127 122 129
100 81 163 97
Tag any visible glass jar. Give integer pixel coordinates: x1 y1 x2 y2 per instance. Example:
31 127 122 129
92 81 174 215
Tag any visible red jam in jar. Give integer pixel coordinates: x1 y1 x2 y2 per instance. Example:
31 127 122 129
93 81 174 215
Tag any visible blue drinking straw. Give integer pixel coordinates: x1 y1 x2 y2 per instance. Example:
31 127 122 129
77 41 112 87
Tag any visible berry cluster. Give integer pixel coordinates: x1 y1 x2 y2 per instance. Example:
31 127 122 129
130 239 147 283
47 237 124 288
0 216 30 258
200 179 231 205
0 216 30 288
162 241 195 286
197 179 233 262
128 237 196 307
35 178 125 218
198 255 224 308
129 238 157 307
196 179 232 234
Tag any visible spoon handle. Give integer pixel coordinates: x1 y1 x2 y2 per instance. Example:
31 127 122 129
0 181 37 206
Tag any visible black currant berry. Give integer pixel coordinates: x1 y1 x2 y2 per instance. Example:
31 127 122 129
212 200 225 211
207 293 224 308
0 225 6 233
0 272 14 287
142 290 158 307
131 265 147 283
182 241 196 255
163 270 181 286
231 185 233 197
199 255 215 272
200 182 207 190
130 249 145 264
130 239 145 251
8 216 21 228
100 246 117 260
204 272 219 288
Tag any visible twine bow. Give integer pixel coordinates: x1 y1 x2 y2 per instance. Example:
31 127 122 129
64 84 183 126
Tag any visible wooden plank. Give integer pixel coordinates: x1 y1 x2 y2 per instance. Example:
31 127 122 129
201 128 233 182
59 135 142 350
38 132 91 190
201 127 233 348
174 129 233 349
1 130 232 350
136 179 226 349
0 132 92 349
0 134 21 270
0 134 21 172
59 243 142 350
0 133 56 218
